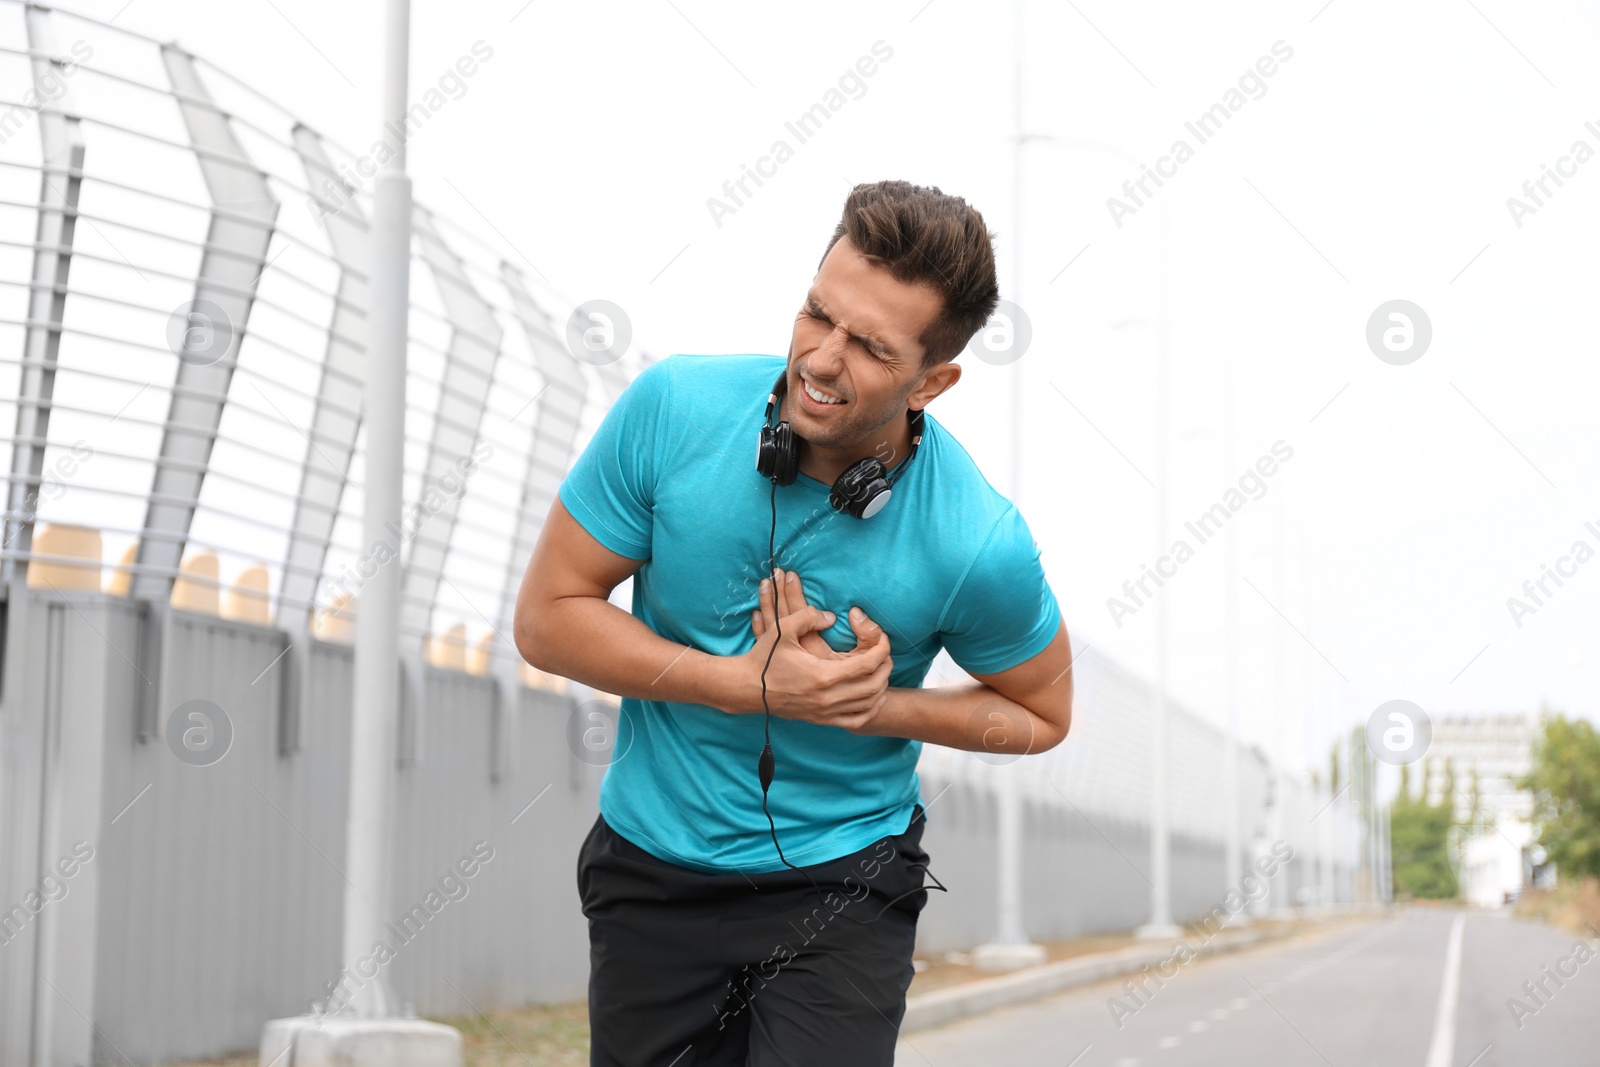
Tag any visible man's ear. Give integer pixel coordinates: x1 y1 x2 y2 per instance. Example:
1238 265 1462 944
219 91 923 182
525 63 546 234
908 360 961 410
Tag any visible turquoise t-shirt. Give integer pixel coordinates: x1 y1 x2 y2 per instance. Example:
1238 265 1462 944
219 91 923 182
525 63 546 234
557 353 1061 874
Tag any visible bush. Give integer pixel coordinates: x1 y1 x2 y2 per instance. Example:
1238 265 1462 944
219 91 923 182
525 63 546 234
1391 790 1458 900
1524 716 1600 881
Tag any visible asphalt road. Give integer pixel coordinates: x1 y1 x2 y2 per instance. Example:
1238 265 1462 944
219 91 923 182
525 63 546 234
896 910 1600 1067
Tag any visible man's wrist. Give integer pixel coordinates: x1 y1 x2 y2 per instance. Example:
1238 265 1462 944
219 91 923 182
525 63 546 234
694 649 753 716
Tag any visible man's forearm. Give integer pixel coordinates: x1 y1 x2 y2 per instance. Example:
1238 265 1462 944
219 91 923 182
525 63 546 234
852 682 1065 753
522 595 753 714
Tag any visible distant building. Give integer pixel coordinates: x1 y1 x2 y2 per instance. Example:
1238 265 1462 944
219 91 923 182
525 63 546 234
1421 713 1536 823
1417 713 1541 906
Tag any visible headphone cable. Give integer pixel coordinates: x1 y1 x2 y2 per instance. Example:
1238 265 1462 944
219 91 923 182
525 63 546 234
757 478 945 925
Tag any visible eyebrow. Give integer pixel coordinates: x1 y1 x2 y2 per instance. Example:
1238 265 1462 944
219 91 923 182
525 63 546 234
806 294 893 358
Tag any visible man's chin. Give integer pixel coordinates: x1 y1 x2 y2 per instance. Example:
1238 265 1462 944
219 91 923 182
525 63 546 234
792 409 856 446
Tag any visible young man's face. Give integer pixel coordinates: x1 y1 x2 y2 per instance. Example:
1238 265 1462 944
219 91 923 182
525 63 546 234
784 235 956 452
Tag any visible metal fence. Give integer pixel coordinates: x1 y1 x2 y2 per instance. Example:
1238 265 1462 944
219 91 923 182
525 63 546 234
0 1 636 666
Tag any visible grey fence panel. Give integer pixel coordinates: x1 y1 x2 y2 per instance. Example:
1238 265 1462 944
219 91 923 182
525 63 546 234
0 594 121 1067
390 668 500 1015
90 606 307 1063
0 596 605 1064
912 781 998 954
913 782 1234 955
387 678 601 1019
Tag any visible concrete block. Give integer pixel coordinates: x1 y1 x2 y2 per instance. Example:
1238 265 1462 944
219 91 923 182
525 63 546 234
972 941 1047 972
260 1014 461 1067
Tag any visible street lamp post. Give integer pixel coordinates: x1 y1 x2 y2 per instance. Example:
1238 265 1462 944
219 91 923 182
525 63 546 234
1112 318 1244 921
260 1 464 1060
340 0 414 1020
981 0 1179 964
972 0 1044 972
1004 118 1175 937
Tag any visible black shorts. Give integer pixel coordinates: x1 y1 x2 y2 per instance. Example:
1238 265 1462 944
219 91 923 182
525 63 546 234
576 805 932 1067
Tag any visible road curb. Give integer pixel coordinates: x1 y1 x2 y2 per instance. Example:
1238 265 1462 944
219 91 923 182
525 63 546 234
902 922 1313 1034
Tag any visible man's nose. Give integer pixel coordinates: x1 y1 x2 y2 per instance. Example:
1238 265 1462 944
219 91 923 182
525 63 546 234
810 326 850 376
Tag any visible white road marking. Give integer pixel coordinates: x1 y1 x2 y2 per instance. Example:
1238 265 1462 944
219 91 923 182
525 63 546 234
1424 914 1467 1067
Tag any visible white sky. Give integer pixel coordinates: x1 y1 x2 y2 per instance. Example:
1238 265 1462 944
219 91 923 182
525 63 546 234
65 0 1600 775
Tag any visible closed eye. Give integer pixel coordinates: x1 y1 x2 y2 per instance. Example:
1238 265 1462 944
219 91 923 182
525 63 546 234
804 307 888 359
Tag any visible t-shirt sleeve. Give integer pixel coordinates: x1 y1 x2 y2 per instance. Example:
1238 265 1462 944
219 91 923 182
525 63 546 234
937 504 1062 676
556 358 674 560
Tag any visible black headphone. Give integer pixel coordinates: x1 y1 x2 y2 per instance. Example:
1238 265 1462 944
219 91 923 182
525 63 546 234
755 370 924 518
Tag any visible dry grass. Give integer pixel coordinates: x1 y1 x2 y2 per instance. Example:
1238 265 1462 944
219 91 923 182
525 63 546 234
1516 876 1600 939
437 1001 591 1066
160 1003 589 1067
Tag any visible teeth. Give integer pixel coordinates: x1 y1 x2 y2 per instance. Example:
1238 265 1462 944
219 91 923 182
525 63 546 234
803 379 844 405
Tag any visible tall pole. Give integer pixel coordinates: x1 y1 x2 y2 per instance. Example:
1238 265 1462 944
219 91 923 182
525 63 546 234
1311 523 1331 911
1222 348 1243 912
1269 494 1288 916
343 0 411 1019
1376 793 1388 902
990 0 1031 955
1142 194 1176 935
1368 744 1379 904
1009 130 1174 935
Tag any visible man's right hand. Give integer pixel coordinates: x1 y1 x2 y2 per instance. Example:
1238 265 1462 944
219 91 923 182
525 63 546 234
731 569 893 730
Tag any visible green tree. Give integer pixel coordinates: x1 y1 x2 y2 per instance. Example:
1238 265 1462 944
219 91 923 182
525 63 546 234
1390 758 1458 900
1522 715 1600 880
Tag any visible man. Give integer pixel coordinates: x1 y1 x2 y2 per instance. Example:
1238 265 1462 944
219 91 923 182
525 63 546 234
515 179 1072 1066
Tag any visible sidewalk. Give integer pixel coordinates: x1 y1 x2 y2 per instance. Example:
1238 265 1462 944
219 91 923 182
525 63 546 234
902 910 1371 1034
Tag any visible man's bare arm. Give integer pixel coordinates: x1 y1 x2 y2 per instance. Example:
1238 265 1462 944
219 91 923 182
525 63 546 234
849 621 1073 754
513 499 892 723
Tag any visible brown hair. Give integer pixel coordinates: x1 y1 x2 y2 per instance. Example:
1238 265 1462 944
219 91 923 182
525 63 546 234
818 180 1000 369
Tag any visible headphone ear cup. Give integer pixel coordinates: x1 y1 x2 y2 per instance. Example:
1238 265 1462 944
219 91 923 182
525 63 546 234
773 422 799 485
758 421 799 485
830 457 890 518
756 424 777 479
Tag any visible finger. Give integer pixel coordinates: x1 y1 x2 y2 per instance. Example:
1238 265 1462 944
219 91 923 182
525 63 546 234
839 628 892 675
799 630 838 658
831 691 888 728
751 607 765 638
792 572 846 649
846 606 883 651
758 577 776 631
773 567 790 618
829 689 889 728
779 603 834 639
789 570 814 612
854 654 893 696
783 568 806 620
853 649 895 698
